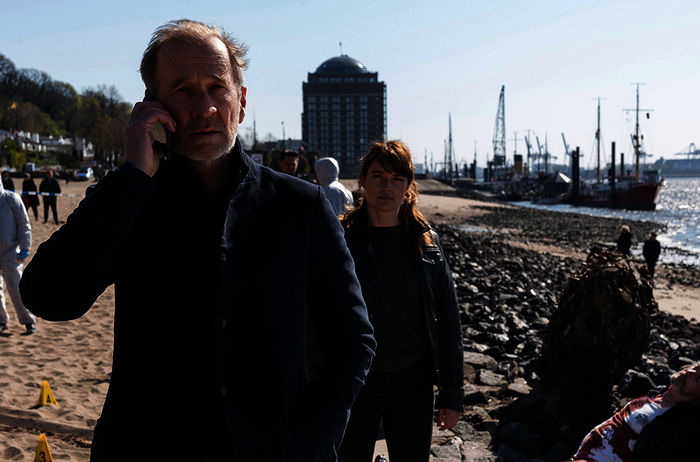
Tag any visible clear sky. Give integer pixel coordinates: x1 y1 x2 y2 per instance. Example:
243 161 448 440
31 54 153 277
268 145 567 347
2 0 699 169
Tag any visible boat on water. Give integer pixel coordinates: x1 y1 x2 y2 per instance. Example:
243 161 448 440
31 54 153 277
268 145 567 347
576 169 664 210
568 84 663 211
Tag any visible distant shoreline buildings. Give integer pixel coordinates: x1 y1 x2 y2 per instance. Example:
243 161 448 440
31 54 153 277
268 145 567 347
0 129 94 162
302 55 386 174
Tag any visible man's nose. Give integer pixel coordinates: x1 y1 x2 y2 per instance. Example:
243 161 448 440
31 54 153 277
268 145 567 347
193 91 218 118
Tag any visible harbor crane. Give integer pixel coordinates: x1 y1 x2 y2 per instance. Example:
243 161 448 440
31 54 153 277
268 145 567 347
535 135 545 173
561 133 579 176
674 142 700 159
524 134 533 175
492 85 506 167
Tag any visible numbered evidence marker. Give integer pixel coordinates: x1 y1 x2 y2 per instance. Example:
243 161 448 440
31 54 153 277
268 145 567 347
34 433 54 462
37 380 58 406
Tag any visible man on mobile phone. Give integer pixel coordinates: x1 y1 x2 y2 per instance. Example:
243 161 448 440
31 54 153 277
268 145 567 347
20 19 375 462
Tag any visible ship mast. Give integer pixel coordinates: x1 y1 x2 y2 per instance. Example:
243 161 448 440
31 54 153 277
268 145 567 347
624 83 652 182
445 113 454 184
596 97 601 183
634 84 641 182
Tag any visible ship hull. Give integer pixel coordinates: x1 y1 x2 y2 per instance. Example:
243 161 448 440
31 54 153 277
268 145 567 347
576 181 663 211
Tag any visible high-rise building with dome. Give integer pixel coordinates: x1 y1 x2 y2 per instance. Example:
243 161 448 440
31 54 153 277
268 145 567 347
302 55 387 173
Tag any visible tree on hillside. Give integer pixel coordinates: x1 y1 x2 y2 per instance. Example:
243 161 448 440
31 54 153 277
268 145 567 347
76 86 131 163
0 53 131 165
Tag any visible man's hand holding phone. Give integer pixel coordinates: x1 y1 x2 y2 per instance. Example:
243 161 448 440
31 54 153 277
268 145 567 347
124 93 176 177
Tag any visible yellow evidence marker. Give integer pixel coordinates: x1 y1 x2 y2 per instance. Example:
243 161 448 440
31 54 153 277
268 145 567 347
34 433 54 462
37 380 58 406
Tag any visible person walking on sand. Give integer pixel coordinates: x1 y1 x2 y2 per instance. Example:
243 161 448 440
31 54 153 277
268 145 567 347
616 225 632 256
315 157 354 216
338 140 463 462
1 171 14 191
20 19 374 462
21 173 39 220
39 169 61 225
643 232 661 280
0 178 36 334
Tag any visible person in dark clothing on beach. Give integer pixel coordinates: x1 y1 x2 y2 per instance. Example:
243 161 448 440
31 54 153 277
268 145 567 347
20 19 375 462
39 169 61 224
21 173 39 220
616 225 632 256
643 232 661 280
1 171 14 191
338 140 463 462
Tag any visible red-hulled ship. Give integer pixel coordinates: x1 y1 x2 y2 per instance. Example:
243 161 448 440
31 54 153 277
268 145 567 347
576 170 664 211
569 84 663 211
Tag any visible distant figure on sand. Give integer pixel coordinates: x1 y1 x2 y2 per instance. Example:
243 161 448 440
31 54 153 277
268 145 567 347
0 179 36 334
568 362 700 462
643 232 661 280
315 157 354 216
616 225 632 256
1 171 14 191
39 169 61 225
338 140 463 462
20 19 374 462
21 173 39 220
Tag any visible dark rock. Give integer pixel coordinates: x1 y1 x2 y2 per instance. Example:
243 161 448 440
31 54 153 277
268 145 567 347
506 380 532 397
464 352 497 369
543 442 571 462
464 388 491 406
494 360 520 381
497 422 542 456
463 362 477 383
430 443 462 461
618 369 656 398
495 444 528 462
450 420 476 440
478 369 506 387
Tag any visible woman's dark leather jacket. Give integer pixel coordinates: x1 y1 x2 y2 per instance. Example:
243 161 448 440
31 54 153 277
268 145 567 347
344 212 464 411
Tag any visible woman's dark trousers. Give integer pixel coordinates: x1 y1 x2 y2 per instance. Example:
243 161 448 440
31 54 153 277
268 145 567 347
339 359 434 462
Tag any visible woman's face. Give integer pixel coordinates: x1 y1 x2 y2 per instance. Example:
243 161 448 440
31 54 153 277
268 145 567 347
360 160 409 219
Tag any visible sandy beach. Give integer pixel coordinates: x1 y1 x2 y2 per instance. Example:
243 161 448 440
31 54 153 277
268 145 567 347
1 178 697 460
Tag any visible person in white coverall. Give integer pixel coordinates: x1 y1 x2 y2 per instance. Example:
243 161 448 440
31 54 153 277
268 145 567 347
0 179 36 334
315 157 354 216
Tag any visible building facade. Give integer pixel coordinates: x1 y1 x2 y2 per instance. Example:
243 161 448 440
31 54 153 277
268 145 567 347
302 55 386 175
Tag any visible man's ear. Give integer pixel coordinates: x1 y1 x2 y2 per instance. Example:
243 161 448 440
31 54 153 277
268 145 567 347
238 86 247 123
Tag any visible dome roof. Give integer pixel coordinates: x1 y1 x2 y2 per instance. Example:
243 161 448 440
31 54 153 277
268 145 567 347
315 55 370 75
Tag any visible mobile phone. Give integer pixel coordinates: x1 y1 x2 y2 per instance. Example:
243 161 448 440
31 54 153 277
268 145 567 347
144 89 172 153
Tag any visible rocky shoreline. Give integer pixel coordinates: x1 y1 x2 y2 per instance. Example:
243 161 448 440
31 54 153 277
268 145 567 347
426 200 700 461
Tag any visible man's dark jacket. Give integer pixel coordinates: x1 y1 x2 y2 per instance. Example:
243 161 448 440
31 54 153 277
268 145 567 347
20 142 376 461
343 212 463 412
